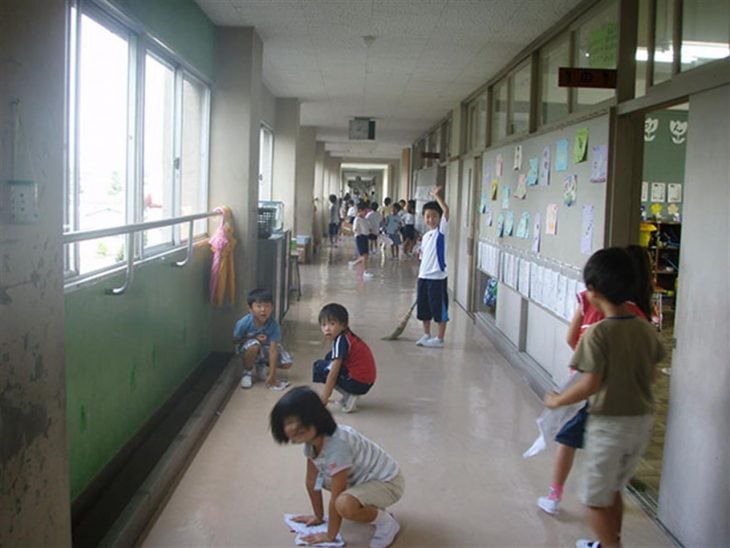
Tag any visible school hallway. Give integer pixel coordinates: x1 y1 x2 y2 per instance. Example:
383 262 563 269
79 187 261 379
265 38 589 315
141 245 672 548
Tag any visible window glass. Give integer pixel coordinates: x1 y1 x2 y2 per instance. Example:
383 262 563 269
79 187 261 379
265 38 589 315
476 95 487 149
259 125 273 201
143 54 175 248
511 62 531 135
180 76 208 237
491 80 508 144
574 0 618 109
634 0 650 97
76 13 129 273
681 0 730 72
653 0 675 85
540 36 570 125
466 101 477 151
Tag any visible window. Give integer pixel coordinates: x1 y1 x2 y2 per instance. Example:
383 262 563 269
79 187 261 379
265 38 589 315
653 0 675 85
680 0 730 72
66 3 211 278
511 62 531 135
540 35 570 125
635 0 651 96
491 80 508 143
259 125 273 201
574 0 618 110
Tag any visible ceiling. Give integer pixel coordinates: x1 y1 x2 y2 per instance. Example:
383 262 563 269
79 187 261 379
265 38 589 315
195 0 584 161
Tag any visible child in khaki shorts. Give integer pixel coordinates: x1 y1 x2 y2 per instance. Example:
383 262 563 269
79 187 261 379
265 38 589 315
544 248 664 548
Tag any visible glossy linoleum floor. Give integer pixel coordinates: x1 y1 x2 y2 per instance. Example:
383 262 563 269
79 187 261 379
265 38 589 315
142 244 673 548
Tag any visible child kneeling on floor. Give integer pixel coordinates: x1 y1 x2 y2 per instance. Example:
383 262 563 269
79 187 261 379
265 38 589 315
233 288 292 390
313 303 376 413
270 386 403 547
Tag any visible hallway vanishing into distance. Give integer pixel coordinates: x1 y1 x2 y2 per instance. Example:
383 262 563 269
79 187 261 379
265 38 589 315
142 245 672 547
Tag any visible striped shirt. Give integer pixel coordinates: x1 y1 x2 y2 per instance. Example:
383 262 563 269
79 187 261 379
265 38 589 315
304 425 399 486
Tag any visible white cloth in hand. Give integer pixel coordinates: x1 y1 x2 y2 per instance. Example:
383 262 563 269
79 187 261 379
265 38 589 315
283 514 345 547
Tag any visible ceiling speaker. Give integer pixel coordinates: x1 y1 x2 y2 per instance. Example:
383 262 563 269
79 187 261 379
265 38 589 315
349 118 375 140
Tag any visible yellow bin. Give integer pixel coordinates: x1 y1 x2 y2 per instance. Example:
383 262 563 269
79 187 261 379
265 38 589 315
639 222 657 247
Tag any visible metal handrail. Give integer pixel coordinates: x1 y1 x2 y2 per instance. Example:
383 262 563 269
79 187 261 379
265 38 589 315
63 210 223 295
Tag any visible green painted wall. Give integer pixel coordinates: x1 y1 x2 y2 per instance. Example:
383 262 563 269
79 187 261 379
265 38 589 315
65 247 212 500
110 0 216 80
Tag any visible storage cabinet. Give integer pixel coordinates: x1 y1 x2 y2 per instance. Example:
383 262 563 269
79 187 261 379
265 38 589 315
644 221 681 294
256 231 291 322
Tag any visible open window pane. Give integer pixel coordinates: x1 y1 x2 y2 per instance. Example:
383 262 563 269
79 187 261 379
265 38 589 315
181 77 208 237
574 0 618 109
681 0 730 73
143 53 175 248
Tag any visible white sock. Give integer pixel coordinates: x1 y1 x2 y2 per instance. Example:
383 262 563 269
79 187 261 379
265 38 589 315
373 509 391 525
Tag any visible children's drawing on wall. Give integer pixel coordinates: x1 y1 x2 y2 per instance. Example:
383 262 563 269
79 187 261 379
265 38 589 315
513 145 523 170
667 183 682 203
667 203 680 220
641 181 649 201
563 174 577 206
490 178 498 200
527 157 539 186
590 144 608 182
555 138 569 172
644 116 659 141
514 174 527 199
504 211 515 236
484 207 493 226
581 204 594 255
532 213 541 252
496 213 505 237
545 203 558 235
650 203 663 218
651 182 666 202
502 185 510 209
516 211 530 239
496 153 504 176
540 145 551 186
573 127 589 163
480 189 488 213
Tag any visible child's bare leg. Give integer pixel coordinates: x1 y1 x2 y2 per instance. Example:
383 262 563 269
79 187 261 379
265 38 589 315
243 345 259 373
266 345 280 386
586 496 622 548
436 321 447 340
422 320 431 336
553 444 576 488
334 494 378 523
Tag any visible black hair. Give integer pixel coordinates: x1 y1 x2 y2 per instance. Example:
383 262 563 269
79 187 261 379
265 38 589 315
318 302 349 326
356 201 369 211
422 201 443 217
329 194 337 203
582 247 635 305
383 197 392 206
247 288 273 307
370 202 378 211
625 244 653 319
392 202 402 212
270 386 337 444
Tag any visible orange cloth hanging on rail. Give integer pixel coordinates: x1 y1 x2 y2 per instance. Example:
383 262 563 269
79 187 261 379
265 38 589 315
209 206 237 306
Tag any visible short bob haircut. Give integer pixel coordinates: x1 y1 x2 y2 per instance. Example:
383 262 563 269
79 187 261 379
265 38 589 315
318 303 349 326
247 288 274 307
583 247 635 305
421 200 443 217
270 386 337 444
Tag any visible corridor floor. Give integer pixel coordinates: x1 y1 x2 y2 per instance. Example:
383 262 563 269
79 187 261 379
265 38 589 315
142 244 673 547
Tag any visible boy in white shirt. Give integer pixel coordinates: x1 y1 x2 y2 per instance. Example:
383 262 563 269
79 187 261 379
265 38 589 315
415 186 449 348
348 202 375 279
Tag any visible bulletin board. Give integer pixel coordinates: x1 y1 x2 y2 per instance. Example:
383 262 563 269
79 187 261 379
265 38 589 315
477 114 610 270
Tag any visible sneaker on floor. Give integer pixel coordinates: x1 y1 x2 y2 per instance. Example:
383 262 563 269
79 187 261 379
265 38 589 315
575 540 600 548
370 512 400 548
240 373 253 389
267 379 290 391
340 393 358 413
415 334 432 346
363 271 375 279
422 337 444 348
537 494 560 515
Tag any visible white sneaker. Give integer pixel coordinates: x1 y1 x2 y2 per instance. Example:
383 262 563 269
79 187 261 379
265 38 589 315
363 271 375 279
370 512 400 548
575 541 600 548
340 393 358 413
422 337 444 348
267 379 290 391
240 372 253 389
537 495 560 515
415 334 432 346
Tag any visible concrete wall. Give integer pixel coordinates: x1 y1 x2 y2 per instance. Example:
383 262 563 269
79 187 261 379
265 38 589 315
272 98 300 233
261 85 276 128
658 83 730 547
294 127 316 238
0 1 71 545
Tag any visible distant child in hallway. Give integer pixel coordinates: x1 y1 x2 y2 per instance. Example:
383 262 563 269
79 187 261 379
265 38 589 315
402 200 417 257
544 247 664 548
348 201 374 279
313 303 376 413
366 202 382 254
537 245 653 516
383 203 403 259
233 288 292 390
328 194 340 247
270 386 403 547
416 186 449 348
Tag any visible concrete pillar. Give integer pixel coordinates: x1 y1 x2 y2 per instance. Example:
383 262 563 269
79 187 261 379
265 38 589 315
0 1 72 545
272 98 300 233
294 127 316 238
400 148 411 199
208 27 263 350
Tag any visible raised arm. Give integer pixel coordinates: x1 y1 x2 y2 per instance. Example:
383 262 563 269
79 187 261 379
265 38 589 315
431 185 449 221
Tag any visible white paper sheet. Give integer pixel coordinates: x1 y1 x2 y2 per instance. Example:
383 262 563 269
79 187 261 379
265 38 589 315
284 514 345 547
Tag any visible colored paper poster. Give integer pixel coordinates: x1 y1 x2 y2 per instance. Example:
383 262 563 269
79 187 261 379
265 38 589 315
555 139 569 171
480 191 488 213
532 213 541 253
496 153 504 176
590 144 608 182
513 145 523 170
496 213 505 237
504 211 515 236
581 204 594 255
563 174 577 206
516 211 530 239
527 157 539 185
539 145 551 186
484 207 493 226
573 128 589 163
545 203 558 235
502 185 510 209
490 178 499 200
667 183 682 203
482 164 492 186
667 203 680 219
514 174 527 199
641 181 649 201
651 182 666 202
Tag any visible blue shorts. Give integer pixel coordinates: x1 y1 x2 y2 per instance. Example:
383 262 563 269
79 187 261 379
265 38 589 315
555 402 589 448
329 222 339 236
417 278 449 323
312 359 372 396
387 231 401 246
355 235 369 256
403 225 415 240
